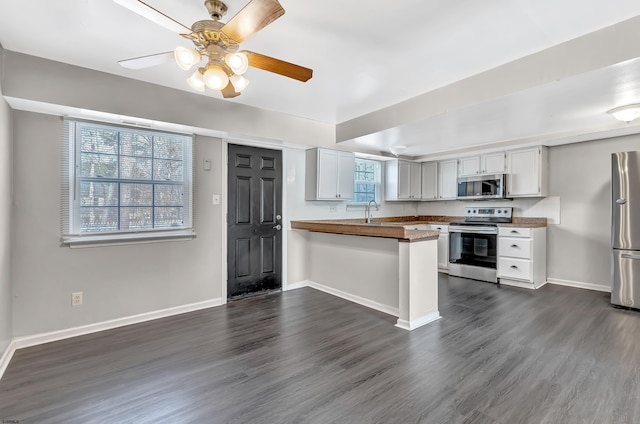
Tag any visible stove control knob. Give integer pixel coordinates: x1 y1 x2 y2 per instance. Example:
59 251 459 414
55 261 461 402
497 210 501 214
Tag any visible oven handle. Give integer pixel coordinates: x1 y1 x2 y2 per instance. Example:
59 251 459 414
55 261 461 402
449 228 498 235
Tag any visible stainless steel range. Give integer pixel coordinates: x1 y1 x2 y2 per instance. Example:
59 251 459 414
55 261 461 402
448 207 513 283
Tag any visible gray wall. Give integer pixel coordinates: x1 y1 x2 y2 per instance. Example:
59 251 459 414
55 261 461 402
11 111 225 337
547 134 640 289
0 47 13 353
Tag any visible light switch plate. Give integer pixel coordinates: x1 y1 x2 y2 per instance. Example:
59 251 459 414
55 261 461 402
203 159 212 171
212 194 220 205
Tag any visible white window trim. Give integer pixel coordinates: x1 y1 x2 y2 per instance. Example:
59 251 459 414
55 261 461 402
61 119 195 247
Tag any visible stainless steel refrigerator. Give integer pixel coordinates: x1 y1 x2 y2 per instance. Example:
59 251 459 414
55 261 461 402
612 150 640 308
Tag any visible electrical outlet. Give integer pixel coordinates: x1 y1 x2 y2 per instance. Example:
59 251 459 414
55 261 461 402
329 206 337 213
72 291 83 307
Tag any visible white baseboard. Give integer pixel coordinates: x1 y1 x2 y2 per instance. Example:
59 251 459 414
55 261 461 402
307 281 399 317
13 298 224 350
284 280 309 291
0 339 16 381
547 278 611 293
396 312 441 331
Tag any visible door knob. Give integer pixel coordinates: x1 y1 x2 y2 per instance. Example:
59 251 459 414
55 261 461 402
273 224 282 230
617 198 627 204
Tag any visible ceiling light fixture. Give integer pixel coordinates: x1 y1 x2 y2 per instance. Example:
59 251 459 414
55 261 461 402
115 0 313 99
389 145 407 157
186 68 206 92
607 104 640 123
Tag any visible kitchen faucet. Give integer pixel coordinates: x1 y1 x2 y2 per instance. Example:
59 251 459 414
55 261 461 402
365 200 378 223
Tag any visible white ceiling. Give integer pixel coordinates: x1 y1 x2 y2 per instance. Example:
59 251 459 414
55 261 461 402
2 0 640 156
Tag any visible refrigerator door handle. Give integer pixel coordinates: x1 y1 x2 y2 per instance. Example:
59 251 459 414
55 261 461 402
621 253 640 260
616 198 627 204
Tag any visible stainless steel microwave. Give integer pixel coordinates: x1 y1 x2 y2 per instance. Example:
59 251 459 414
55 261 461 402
457 174 507 200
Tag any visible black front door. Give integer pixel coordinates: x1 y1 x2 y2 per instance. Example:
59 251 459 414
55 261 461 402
227 144 283 299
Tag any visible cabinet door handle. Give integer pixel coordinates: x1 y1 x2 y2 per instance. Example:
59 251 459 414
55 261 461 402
510 230 519 234
510 244 519 248
510 265 519 269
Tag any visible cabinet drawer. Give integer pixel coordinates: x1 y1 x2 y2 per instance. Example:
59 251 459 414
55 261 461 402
429 224 449 233
499 237 532 259
405 224 429 230
498 258 533 281
498 227 532 238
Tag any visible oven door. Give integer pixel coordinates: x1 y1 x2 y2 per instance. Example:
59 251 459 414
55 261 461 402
449 227 498 269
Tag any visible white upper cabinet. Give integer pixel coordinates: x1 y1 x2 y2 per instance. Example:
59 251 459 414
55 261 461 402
385 159 421 200
459 152 506 176
305 148 355 200
482 152 506 174
506 146 548 197
458 156 481 177
438 159 458 200
421 161 438 201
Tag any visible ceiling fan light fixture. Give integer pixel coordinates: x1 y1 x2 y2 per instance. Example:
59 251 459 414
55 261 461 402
607 104 640 123
225 52 249 75
186 68 206 92
174 46 201 71
230 74 250 92
203 65 230 91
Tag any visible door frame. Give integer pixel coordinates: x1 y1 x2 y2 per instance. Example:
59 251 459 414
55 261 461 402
220 138 290 302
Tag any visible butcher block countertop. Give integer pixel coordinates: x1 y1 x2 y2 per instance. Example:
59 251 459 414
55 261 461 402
290 215 547 241
290 218 439 242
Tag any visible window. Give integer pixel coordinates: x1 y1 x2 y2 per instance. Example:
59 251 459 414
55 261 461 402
62 120 193 245
352 158 381 203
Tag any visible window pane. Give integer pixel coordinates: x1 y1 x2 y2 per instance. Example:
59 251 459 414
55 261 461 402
154 159 183 181
154 207 184 228
80 182 118 206
119 132 152 157
80 153 118 178
120 207 153 230
120 156 152 180
154 136 184 160
70 121 192 236
155 185 184 206
80 127 118 154
80 207 119 233
121 183 153 206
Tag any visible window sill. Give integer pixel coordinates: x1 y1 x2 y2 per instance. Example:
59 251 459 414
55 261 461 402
61 229 196 248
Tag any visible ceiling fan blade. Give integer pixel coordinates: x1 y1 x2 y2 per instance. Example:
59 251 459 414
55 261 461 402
221 0 285 43
118 52 174 69
243 51 313 82
221 81 241 98
113 0 191 34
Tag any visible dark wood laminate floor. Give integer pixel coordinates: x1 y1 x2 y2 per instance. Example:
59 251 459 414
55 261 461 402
2 275 639 424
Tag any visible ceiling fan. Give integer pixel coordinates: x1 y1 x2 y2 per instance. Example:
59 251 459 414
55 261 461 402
114 0 313 98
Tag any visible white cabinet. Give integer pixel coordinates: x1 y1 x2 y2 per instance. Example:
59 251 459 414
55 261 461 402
482 152 506 174
458 156 481 177
498 226 546 289
305 148 355 200
421 161 438 201
430 224 449 271
458 152 506 176
437 159 458 200
506 146 548 197
385 159 421 201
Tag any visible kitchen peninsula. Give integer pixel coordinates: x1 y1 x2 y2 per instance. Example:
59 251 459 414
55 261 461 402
290 217 441 331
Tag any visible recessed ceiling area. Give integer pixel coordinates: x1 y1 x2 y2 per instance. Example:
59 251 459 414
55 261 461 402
2 0 640 156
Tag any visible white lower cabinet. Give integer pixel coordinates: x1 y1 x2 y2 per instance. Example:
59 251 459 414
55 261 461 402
430 224 449 272
497 226 546 289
